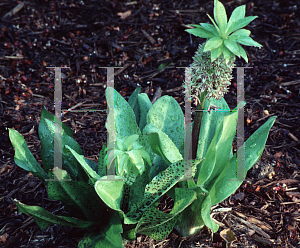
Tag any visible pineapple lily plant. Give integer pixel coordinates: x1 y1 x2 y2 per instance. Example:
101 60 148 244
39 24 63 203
8 0 276 247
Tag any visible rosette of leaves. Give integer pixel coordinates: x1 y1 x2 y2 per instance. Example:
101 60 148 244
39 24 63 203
186 0 262 64
188 43 234 101
110 134 152 177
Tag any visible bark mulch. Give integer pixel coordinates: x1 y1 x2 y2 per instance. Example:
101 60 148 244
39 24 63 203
0 0 299 247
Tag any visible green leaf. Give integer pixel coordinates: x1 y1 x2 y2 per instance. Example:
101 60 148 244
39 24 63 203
78 212 123 248
38 107 76 173
173 186 207 237
123 134 139 151
210 44 223 61
98 143 107 177
118 153 130 175
14 199 95 230
226 16 258 35
44 118 88 182
237 43 248 63
136 148 152 166
185 27 216 39
222 45 234 63
201 194 219 232
147 96 185 156
208 116 276 206
224 39 240 57
65 145 100 185
106 87 141 138
203 37 223 52
230 28 251 38
199 23 219 36
137 187 197 241
226 5 246 34
128 86 141 127
47 167 108 222
207 14 221 34
214 0 227 32
236 36 263 48
94 175 125 212
203 112 238 191
9 128 49 183
137 93 152 132
124 158 204 224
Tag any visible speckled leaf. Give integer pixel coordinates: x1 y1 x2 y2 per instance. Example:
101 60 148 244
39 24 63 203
147 95 185 154
105 87 141 137
8 128 49 183
136 187 197 241
47 167 108 223
174 186 207 237
44 118 88 182
14 199 94 230
38 107 74 172
128 86 141 128
98 143 107 177
65 145 100 185
137 93 152 132
124 158 204 224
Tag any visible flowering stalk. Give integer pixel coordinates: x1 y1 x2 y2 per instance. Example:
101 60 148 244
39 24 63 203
190 89 207 159
186 0 262 160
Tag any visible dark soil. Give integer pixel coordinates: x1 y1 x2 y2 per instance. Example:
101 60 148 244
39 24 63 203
1 0 300 247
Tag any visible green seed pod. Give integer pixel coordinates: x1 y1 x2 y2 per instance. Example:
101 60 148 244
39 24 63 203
186 43 235 102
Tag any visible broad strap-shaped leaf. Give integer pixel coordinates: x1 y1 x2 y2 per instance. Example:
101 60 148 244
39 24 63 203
128 86 141 128
203 37 223 52
173 186 207 237
203 110 239 191
144 123 183 180
137 93 152 132
136 187 197 241
38 107 76 173
14 199 95 230
201 193 219 232
106 87 141 138
195 136 217 186
44 118 88 182
147 95 185 156
225 5 246 34
214 0 227 32
124 158 204 224
9 128 49 183
78 212 123 248
123 134 140 151
94 175 126 212
98 142 107 177
196 97 230 159
65 145 100 185
225 16 258 35
208 116 276 206
47 167 108 223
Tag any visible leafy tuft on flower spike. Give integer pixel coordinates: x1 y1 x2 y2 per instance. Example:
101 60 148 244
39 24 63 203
185 0 262 64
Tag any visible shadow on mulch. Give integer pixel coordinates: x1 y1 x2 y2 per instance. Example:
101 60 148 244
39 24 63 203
1 0 300 247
